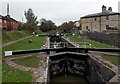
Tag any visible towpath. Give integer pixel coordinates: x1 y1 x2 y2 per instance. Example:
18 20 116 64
0 35 33 48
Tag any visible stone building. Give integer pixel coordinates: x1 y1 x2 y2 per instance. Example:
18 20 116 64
81 5 120 32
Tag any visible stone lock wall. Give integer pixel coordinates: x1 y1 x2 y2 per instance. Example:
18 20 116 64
86 56 116 84
49 53 88 78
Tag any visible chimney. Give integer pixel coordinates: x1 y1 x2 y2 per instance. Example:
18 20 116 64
102 5 107 12
108 7 112 12
7 3 9 15
7 3 10 18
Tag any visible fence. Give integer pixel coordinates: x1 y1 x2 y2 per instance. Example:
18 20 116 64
85 32 120 48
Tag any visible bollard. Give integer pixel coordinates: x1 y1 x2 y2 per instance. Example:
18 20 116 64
28 39 32 43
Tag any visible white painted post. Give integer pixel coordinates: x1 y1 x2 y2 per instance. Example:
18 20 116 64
5 51 12 56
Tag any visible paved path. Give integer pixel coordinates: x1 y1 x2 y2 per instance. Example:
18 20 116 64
89 51 119 56
0 35 33 48
33 53 48 83
4 54 37 72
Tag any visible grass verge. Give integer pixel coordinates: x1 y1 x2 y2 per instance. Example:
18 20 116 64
13 56 40 68
2 31 30 44
93 56 113 68
66 34 116 48
2 63 32 82
2 32 46 82
2 36 46 58
102 54 120 65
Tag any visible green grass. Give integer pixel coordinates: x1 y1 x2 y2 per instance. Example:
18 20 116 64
2 63 32 82
13 56 40 68
2 36 46 57
93 56 113 68
107 57 119 64
2 31 46 82
66 34 116 48
2 31 30 44
2 36 45 82
102 54 120 65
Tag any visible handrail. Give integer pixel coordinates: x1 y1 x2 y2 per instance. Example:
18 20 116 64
5 47 120 56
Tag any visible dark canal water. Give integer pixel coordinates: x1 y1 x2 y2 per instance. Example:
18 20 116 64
50 74 89 84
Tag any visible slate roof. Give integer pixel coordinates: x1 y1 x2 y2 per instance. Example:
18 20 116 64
3 16 19 22
0 15 19 22
81 11 120 18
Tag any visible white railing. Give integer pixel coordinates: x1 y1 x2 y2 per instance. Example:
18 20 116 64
49 42 96 49
50 42 69 48
74 42 96 48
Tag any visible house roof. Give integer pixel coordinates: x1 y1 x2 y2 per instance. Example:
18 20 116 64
0 15 19 23
81 11 120 18
0 15 2 19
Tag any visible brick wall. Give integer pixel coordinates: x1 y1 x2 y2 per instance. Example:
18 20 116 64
0 15 19 30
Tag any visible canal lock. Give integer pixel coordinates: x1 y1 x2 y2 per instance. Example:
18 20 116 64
46 34 117 84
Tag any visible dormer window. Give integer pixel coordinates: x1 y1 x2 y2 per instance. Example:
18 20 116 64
4 20 7 23
0 19 2 22
94 17 97 21
106 16 109 20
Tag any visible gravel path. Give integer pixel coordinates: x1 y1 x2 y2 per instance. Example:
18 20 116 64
0 35 33 48
4 54 37 72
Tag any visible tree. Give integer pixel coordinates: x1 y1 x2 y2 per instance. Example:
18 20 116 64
18 22 25 30
24 8 38 32
39 19 57 32
58 21 74 33
68 21 75 29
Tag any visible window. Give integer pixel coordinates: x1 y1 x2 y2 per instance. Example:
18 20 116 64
4 20 6 23
0 26 2 30
106 16 109 20
0 19 2 22
86 26 88 30
94 17 97 21
93 25 97 31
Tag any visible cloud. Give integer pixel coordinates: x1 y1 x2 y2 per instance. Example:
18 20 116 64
1 0 119 26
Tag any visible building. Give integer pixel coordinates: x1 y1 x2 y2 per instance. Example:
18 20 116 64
0 15 19 31
81 5 120 32
0 3 19 31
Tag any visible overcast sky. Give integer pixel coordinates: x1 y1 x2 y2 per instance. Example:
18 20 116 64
0 0 120 26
